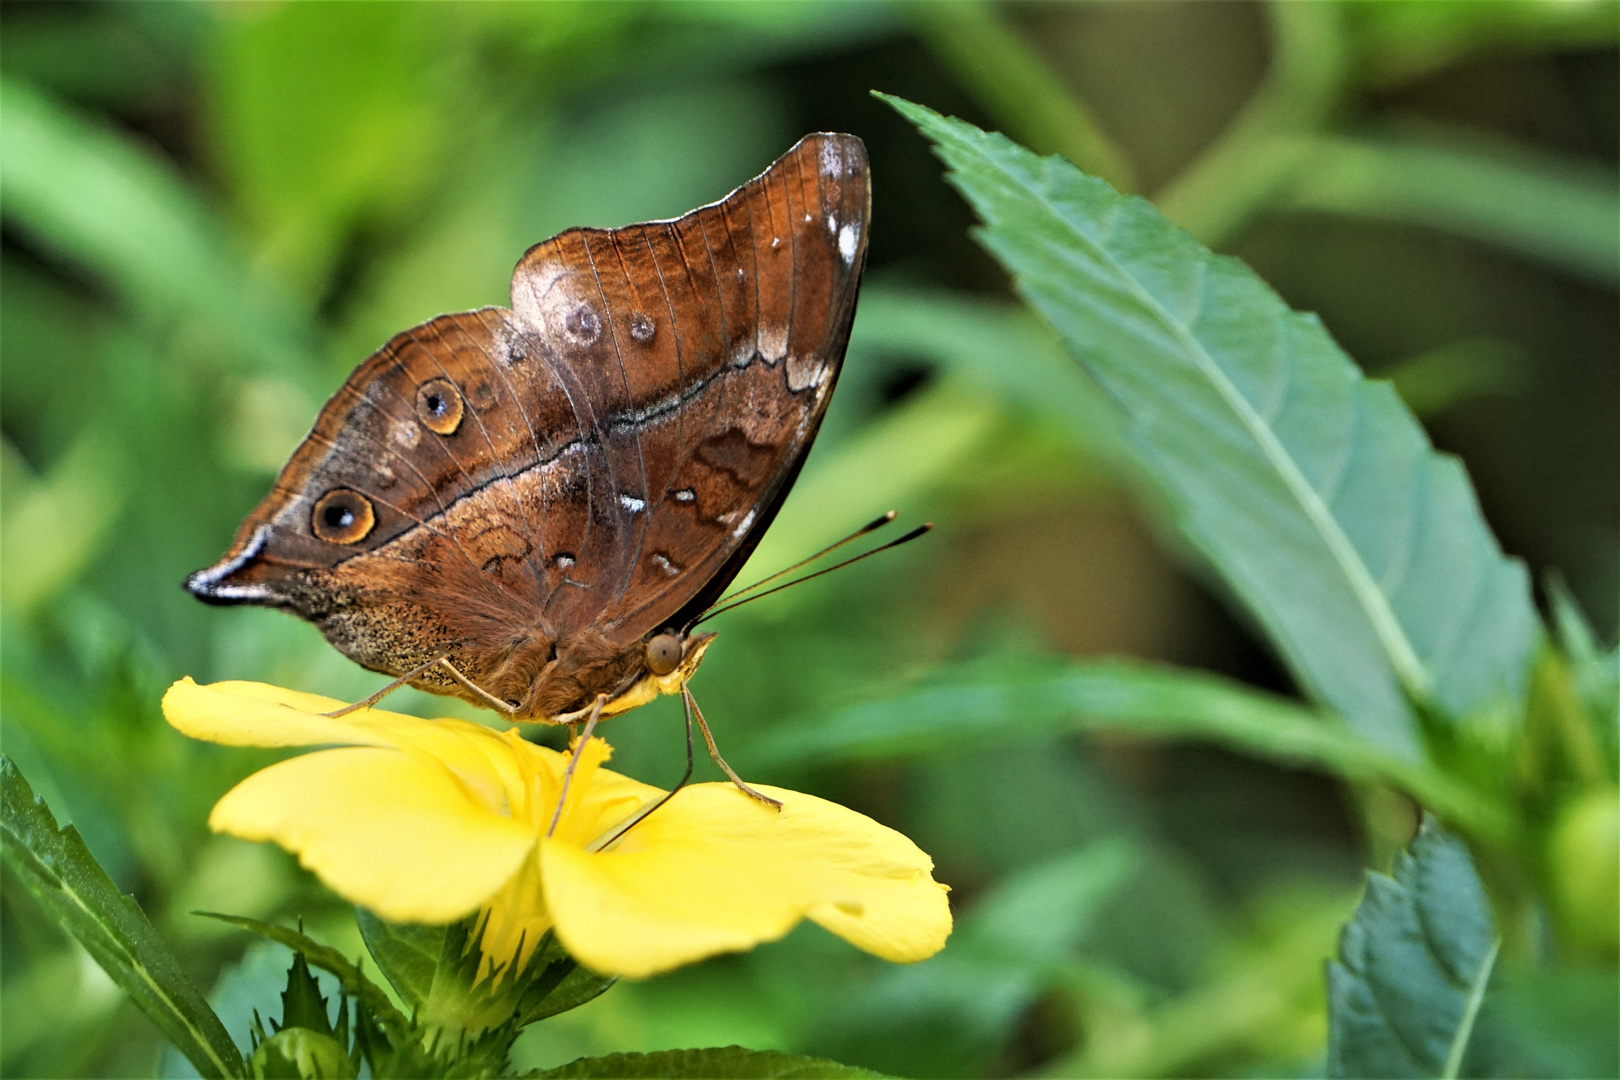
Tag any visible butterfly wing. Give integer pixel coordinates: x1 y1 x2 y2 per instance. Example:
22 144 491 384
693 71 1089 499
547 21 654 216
188 133 869 708
509 132 870 644
186 306 593 676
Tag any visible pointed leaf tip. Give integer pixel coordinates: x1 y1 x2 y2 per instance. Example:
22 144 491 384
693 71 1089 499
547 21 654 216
879 95 1539 758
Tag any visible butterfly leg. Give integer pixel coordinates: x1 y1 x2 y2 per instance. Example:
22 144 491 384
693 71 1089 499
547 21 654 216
434 658 521 716
324 655 447 717
589 696 697 851
684 688 783 810
547 693 608 837
324 657 519 718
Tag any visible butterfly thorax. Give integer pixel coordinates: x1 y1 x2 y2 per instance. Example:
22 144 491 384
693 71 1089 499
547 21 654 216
386 618 714 726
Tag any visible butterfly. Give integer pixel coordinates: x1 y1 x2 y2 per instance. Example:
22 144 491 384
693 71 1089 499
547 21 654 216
186 134 871 806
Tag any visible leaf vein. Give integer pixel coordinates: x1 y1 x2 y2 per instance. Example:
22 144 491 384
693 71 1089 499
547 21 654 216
1001 173 1434 701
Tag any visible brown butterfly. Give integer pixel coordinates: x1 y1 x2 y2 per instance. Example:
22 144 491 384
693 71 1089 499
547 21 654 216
187 134 871 807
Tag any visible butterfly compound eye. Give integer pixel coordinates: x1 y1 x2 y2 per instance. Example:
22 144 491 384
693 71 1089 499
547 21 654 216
312 488 376 544
645 633 683 676
415 378 464 435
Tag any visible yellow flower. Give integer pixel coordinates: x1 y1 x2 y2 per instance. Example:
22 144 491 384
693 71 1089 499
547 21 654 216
162 678 951 979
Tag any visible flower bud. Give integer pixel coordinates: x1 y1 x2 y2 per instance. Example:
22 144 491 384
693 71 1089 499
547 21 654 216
250 1027 355 1080
1548 787 1619 953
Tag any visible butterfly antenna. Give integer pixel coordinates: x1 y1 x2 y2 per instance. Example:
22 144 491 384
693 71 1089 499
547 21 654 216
694 522 932 626
711 510 898 607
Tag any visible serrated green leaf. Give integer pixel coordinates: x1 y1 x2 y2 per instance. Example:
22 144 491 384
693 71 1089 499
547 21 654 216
526 1047 887 1079
1327 815 1520 1078
881 95 1539 759
0 757 244 1079
512 943 616 1027
195 912 410 1042
355 908 442 1014
277 953 336 1038
754 656 1512 842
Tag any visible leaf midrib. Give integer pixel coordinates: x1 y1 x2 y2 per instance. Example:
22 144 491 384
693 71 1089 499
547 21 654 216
979 142 1434 703
1441 937 1500 1079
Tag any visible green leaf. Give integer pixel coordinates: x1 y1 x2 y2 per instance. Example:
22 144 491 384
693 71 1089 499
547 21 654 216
1327 815 1519 1078
882 94 1539 758
512 941 616 1027
277 952 336 1038
195 913 410 1042
754 655 1513 842
0 757 245 1079
354 908 442 1014
526 1047 887 1079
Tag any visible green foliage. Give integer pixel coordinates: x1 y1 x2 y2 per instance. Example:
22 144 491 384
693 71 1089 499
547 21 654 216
197 914 410 1039
876 90 1613 1079
1 4 1615 1077
881 94 1540 760
205 913 619 1079
811 842 1136 1077
754 654 1512 841
354 909 442 1015
0 757 245 1079
0 77 310 376
1327 816 1511 1078
245 953 359 1080
251 1028 355 1080
525 1047 886 1079
1282 133 1620 288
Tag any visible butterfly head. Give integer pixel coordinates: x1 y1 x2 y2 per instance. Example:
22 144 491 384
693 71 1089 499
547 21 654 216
551 630 716 725
644 630 714 688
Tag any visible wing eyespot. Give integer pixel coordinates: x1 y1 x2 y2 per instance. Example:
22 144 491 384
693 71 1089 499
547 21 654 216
312 489 376 545
415 378 464 435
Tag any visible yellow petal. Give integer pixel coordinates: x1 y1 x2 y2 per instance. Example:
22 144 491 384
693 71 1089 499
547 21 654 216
163 678 535 801
164 677 421 748
211 746 535 924
546 737 662 848
540 783 952 978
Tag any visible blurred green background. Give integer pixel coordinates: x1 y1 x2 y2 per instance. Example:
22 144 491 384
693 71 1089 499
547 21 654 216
1 2 1615 1077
